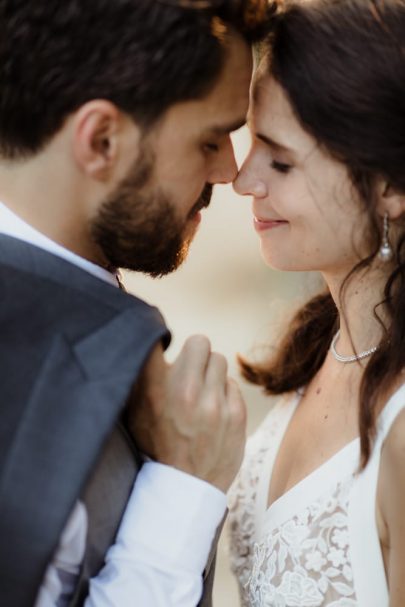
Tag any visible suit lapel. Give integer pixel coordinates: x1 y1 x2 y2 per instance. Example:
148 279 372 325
0 333 138 605
0 235 170 606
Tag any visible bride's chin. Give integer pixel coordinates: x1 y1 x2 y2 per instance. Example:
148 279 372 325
260 250 305 273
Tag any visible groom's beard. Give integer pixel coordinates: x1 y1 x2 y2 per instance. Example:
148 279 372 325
91 148 213 278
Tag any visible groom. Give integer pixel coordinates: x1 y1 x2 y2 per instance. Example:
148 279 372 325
0 0 272 605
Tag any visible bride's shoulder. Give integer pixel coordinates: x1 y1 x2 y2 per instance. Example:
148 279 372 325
377 398 405 591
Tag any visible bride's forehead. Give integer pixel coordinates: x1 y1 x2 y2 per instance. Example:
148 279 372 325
250 76 298 135
250 77 315 145
251 72 289 115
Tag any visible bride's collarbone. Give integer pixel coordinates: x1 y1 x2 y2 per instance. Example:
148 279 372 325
267 387 359 508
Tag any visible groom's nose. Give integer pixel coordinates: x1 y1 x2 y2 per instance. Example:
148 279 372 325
207 137 238 185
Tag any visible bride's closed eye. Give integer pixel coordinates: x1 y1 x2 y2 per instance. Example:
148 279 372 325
271 159 292 174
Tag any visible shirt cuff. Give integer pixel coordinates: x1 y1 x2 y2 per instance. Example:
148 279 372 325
114 462 227 575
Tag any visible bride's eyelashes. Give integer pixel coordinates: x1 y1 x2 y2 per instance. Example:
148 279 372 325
271 159 292 174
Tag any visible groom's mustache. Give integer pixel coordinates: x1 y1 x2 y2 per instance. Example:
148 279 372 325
188 184 213 218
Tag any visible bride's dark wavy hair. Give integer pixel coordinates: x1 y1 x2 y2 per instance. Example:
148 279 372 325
240 0 405 468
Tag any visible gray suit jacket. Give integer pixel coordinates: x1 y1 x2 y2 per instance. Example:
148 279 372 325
0 235 220 607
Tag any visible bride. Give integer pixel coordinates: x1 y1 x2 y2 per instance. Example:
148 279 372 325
229 0 405 605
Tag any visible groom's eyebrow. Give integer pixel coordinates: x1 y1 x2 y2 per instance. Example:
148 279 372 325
206 117 247 136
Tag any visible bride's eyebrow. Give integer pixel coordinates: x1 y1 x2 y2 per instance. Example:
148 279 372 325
255 132 292 153
246 113 298 158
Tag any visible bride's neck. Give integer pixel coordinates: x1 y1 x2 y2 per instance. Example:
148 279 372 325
324 266 389 357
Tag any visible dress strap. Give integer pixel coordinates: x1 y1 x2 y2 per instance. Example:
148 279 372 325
376 381 405 443
254 392 300 539
348 380 405 606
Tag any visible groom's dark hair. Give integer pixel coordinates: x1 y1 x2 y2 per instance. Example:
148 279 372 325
0 0 272 159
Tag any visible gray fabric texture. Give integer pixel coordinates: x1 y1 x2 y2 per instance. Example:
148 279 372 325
0 235 169 606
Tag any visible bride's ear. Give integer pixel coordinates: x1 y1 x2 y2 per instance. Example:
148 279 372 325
376 180 405 220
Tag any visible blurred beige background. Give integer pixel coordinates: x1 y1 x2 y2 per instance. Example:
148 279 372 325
123 128 320 605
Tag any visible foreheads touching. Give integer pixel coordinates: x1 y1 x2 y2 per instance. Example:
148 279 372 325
0 0 272 160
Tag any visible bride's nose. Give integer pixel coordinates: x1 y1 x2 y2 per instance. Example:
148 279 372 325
233 160 267 198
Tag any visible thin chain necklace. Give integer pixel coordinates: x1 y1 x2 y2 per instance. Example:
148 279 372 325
330 330 379 364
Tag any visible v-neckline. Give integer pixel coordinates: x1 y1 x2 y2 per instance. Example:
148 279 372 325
266 435 359 531
254 381 405 538
254 392 360 537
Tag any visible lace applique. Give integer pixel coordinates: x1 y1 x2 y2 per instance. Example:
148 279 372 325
228 399 358 607
228 404 288 603
230 451 358 607
246 476 357 606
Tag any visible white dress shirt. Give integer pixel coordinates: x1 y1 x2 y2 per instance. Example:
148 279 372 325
0 202 227 606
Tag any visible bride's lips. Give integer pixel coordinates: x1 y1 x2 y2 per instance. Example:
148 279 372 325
253 216 289 232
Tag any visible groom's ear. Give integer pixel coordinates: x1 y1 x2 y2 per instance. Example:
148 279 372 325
376 180 405 220
71 100 142 182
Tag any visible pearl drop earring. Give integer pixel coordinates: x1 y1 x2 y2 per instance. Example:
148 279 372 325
378 212 393 262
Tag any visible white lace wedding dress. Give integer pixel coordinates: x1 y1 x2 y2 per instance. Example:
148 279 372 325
228 383 405 606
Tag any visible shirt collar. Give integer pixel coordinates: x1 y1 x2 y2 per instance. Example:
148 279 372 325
0 201 118 287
